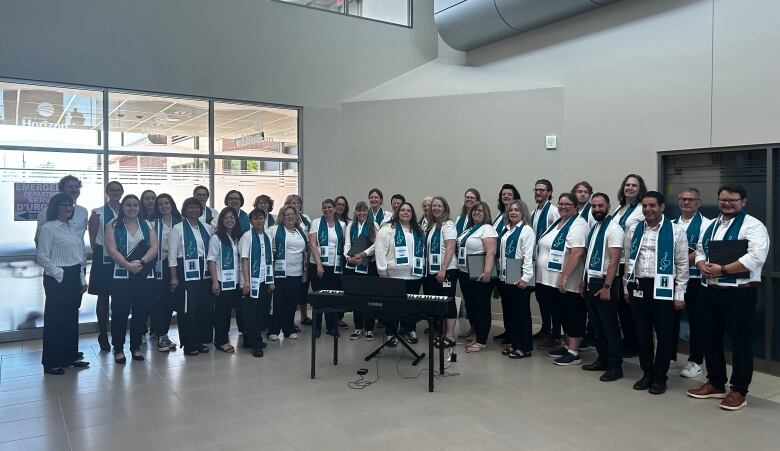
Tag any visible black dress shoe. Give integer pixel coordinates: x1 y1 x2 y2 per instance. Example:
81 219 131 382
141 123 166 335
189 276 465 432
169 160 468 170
198 345 209 353
75 351 85 360
300 317 313 326
44 367 65 375
532 330 550 341
98 334 111 351
252 348 264 357
649 381 667 395
492 332 507 341
599 367 623 382
633 374 653 390
71 361 90 368
582 359 608 371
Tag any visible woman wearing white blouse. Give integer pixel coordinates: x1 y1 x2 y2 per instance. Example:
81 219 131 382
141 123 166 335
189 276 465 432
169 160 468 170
208 207 244 353
457 201 498 352
497 200 536 359
239 209 275 357
169 197 214 356
535 193 589 366
285 194 313 327
423 196 459 348
37 193 90 375
267 205 308 340
375 202 426 344
104 195 159 363
343 201 378 340
150 194 182 353
308 199 346 337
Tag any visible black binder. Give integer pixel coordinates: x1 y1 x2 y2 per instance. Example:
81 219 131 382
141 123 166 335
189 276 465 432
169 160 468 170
709 239 750 279
126 242 157 279
347 236 371 256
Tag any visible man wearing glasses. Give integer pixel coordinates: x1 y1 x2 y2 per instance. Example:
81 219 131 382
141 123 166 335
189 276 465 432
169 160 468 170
530 179 561 350
193 185 218 226
673 188 711 379
688 184 769 411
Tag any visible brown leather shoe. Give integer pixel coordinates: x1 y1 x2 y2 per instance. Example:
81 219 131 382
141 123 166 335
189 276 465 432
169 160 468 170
537 338 561 350
687 382 727 399
719 391 747 411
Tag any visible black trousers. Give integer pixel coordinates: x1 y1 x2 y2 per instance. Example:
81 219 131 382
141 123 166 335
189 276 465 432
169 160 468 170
152 259 182 337
460 273 494 345
177 264 213 352
42 265 82 368
584 283 623 369
344 263 378 331
213 287 241 345
535 284 562 339
111 277 153 351
240 284 269 350
628 278 675 382
269 275 303 336
682 280 705 364
309 263 341 332
88 246 112 336
555 289 587 338
497 283 533 352
384 278 423 336
701 284 758 396
617 264 637 350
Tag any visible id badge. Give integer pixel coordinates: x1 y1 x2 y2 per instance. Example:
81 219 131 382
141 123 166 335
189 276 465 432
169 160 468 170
442 280 452 288
587 269 602 280
413 257 424 276
251 278 260 291
458 247 466 265
633 289 644 298
319 246 329 263
265 265 274 283
274 260 286 273
549 249 564 265
396 246 409 260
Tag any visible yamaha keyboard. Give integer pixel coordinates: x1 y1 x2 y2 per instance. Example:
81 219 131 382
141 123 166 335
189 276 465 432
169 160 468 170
309 290 453 318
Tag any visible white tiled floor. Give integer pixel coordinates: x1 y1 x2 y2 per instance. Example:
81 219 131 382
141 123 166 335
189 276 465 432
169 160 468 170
1 319 780 451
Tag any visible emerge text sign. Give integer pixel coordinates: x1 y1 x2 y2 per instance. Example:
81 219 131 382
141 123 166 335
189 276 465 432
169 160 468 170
14 183 58 221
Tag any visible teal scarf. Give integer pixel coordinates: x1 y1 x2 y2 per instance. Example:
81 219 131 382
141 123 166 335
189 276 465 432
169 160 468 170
267 213 275 227
533 202 552 243
544 215 578 272
428 223 443 272
113 218 150 279
701 211 746 285
394 224 424 277
183 220 211 281
456 214 467 235
300 214 310 229
675 211 703 277
347 221 370 274
627 216 675 300
102 204 117 264
205 207 213 225
317 217 344 274
579 202 592 221
503 224 523 259
237 210 251 233
219 236 237 290
618 202 638 228
493 213 506 235
370 208 385 225
154 217 180 279
458 223 484 266
586 215 614 279
250 229 273 298
273 225 306 278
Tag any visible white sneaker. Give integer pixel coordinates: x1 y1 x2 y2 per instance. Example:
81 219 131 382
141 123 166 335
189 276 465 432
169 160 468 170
680 361 702 378
268 334 280 341
350 329 363 340
365 331 375 341
288 333 299 339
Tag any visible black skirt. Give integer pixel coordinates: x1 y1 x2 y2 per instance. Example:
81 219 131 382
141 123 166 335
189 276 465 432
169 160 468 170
87 245 114 296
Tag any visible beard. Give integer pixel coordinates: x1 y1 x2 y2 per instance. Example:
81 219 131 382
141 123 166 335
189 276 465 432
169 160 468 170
592 211 607 222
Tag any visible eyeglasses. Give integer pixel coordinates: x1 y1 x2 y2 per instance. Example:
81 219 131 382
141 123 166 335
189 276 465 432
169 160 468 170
283 213 298 217
557 203 575 208
194 193 209 198
718 198 743 204
227 196 242 202
532 188 547 193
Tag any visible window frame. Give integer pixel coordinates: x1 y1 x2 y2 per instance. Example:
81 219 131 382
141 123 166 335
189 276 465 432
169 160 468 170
271 0 413 28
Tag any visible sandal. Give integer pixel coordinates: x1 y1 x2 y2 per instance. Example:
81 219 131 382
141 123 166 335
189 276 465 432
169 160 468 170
217 343 235 353
466 343 486 353
502 347 516 356
508 350 531 359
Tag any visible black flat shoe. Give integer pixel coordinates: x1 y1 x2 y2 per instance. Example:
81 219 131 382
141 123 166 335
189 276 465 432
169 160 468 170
252 348 264 357
44 367 65 375
507 350 531 359
649 381 667 395
599 367 623 382
71 361 90 368
492 332 507 341
502 347 515 356
131 351 145 361
300 317 313 326
198 345 209 353
582 359 608 371
633 375 653 391
114 352 126 364
98 334 111 352
75 351 85 361
184 350 200 356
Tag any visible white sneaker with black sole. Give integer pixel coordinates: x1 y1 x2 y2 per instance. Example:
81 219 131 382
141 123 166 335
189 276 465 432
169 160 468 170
157 335 173 352
365 331 375 341
350 329 363 340
553 352 582 366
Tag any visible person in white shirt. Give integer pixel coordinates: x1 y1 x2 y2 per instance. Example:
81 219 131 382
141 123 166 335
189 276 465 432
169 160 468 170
368 188 394 227
622 191 688 395
140 190 156 221
612 173 647 357
169 197 214 356
571 181 596 228
284 194 313 327
193 185 219 226
308 199 346 337
530 179 561 350
35 174 88 244
150 194 182 353
375 202 426 345
673 188 711 378
457 201 498 352
419 196 433 230
580 193 625 381
37 193 90 375
335 196 351 227
267 205 308 340
343 201 377 340
496 200 535 359
224 190 251 234
423 196 459 349
688 184 770 411
492 184 522 344
254 194 277 228
536 193 589 366
104 195 159 364
239 208 275 357
454 188 481 236
208 207 244 353
87 180 123 351
390 194 406 214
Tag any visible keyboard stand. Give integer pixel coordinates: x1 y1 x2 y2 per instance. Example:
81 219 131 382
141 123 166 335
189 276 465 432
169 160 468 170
364 332 426 366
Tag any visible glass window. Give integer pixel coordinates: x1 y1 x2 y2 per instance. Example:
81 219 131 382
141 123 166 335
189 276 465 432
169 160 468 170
774 148 780 271
0 81 103 150
214 102 298 160
107 154 210 206
107 92 208 155
213 158 299 216
276 0 411 26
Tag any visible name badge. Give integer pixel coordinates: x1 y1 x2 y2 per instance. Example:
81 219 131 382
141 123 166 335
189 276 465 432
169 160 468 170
442 280 452 288
251 278 260 290
633 289 644 298
413 257 424 276
396 246 409 260
549 249 564 265
265 265 274 283
222 269 235 281
319 246 329 263
458 247 466 265
587 269 603 280
274 260 286 273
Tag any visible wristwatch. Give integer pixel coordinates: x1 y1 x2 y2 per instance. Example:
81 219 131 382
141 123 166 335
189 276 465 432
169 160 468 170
603 283 612 289
720 264 727 276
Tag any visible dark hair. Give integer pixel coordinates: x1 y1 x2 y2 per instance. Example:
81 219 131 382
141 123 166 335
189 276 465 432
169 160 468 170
591 192 611 205
368 188 384 201
152 193 182 222
467 201 493 227
45 193 75 222
181 197 204 218
224 190 244 207
558 192 578 206
390 194 406 204
249 208 267 220
352 201 376 242
389 202 424 238
58 175 82 192
571 181 593 196
717 184 747 199
497 184 521 213
460 188 481 217
140 190 157 220
254 195 274 212
215 207 243 246
534 179 553 201
193 185 209 195
116 195 141 224
105 180 123 193
617 174 647 206
335 196 350 223
321 198 336 209
641 191 665 205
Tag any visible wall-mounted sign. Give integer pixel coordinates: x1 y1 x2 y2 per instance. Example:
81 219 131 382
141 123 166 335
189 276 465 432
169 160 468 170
14 183 58 221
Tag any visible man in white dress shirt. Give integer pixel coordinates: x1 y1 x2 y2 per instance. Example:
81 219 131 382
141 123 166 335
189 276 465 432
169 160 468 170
35 175 88 243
